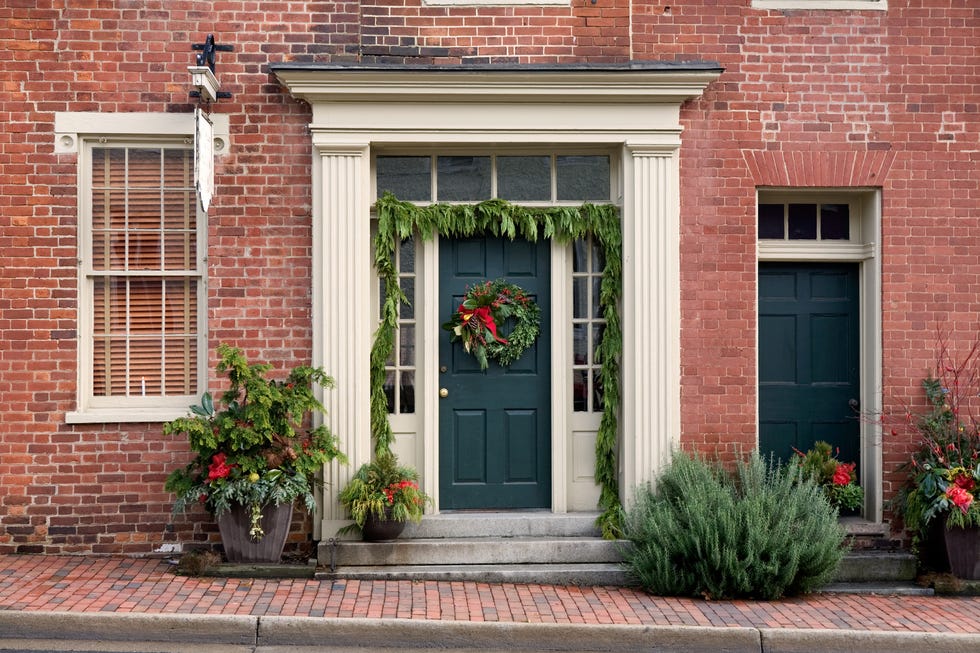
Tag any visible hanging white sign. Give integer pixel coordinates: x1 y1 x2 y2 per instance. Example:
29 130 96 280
194 108 214 213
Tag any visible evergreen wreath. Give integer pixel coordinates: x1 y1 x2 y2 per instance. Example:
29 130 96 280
443 279 541 370
371 192 623 539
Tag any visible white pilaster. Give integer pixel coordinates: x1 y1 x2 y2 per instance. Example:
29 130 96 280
620 144 682 500
312 142 372 537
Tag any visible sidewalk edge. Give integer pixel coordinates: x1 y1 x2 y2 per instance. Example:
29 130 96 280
0 611 258 645
258 617 762 652
760 628 980 653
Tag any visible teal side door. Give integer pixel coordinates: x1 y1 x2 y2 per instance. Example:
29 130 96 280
439 235 551 509
759 263 860 471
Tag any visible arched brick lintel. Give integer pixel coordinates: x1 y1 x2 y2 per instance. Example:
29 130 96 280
743 149 896 187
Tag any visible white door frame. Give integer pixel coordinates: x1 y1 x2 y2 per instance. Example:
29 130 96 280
756 189 883 522
273 64 722 536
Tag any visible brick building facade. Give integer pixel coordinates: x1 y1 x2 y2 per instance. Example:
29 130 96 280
2 0 978 555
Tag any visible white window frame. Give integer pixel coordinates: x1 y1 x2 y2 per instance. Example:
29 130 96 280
57 112 229 423
753 0 885 10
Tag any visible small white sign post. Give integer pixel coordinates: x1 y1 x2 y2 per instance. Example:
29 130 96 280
194 108 214 213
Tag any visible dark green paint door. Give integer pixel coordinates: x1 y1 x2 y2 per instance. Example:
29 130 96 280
759 263 860 471
439 236 551 509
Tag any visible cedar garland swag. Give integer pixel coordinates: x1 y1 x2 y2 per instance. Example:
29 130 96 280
370 192 624 539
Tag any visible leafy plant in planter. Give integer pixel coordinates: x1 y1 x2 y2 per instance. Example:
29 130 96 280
884 334 980 578
893 375 980 533
338 453 431 539
794 441 864 512
884 336 980 532
165 344 347 550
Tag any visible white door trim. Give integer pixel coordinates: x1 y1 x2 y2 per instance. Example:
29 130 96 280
274 65 722 533
756 190 883 522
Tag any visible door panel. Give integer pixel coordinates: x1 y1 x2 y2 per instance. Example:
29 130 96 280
439 235 551 509
759 263 860 472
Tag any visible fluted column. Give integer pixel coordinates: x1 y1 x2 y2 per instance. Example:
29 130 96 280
620 144 682 500
311 142 372 536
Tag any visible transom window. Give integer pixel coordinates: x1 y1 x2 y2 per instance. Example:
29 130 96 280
758 202 851 241
376 154 611 203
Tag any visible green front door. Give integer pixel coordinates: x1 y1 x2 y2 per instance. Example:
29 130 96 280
439 235 551 509
759 263 860 470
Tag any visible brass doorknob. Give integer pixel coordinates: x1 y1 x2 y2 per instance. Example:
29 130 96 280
439 388 449 398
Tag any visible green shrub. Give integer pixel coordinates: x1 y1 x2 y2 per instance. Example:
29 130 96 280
623 452 847 600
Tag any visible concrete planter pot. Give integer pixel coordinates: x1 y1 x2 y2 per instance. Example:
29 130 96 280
217 502 293 563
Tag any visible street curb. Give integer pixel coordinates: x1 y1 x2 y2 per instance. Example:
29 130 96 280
760 628 980 653
0 611 257 645
1 611 978 652
259 617 762 652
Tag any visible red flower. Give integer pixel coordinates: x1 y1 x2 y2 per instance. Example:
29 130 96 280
832 462 854 487
946 485 974 514
207 452 235 482
953 473 976 492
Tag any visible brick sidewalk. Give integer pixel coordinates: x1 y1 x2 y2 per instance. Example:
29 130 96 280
1 555 978 635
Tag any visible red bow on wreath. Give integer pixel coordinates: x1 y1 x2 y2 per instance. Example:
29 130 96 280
443 279 541 370
458 304 509 345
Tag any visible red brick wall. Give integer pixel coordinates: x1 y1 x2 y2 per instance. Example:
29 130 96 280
650 3 980 509
2 0 979 554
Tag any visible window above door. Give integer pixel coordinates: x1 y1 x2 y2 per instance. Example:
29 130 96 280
375 153 612 204
757 190 877 262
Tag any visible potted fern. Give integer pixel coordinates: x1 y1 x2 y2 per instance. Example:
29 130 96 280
338 453 430 541
164 344 346 562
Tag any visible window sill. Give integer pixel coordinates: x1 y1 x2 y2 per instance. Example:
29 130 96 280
66 408 191 424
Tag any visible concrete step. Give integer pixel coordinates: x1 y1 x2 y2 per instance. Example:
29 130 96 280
318 512 617 586
318 550 916 587
840 517 905 551
834 551 917 583
330 536 623 567
402 511 602 539
317 562 629 586
819 582 933 596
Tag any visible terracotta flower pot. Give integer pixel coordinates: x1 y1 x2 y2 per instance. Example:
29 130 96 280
944 525 980 580
217 502 293 563
361 508 406 542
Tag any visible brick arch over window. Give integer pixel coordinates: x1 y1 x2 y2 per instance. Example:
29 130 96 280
743 150 896 187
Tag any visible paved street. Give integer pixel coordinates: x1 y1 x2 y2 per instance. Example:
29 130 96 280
1 555 978 652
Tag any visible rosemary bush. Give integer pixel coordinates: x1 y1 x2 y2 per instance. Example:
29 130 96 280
623 452 846 600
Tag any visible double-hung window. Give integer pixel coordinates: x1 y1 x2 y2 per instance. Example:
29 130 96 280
70 138 206 422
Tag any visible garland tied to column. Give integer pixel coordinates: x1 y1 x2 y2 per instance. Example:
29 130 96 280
371 192 624 538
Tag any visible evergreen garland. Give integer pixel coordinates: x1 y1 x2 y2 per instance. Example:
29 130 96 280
371 192 624 538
